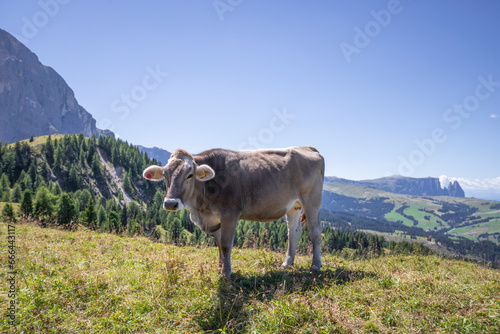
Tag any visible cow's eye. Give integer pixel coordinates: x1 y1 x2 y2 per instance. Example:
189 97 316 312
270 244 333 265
186 174 193 180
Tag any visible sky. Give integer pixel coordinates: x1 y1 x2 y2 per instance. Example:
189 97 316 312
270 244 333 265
1 0 499 199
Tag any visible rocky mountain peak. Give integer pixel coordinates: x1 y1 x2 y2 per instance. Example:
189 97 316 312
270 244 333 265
0 28 111 143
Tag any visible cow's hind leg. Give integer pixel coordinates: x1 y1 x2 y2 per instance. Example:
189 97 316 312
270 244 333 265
282 205 303 268
302 200 322 271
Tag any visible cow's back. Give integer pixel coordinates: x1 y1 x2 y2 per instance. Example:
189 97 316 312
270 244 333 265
194 146 324 221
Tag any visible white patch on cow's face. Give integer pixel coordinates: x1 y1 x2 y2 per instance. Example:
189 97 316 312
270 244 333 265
163 197 184 211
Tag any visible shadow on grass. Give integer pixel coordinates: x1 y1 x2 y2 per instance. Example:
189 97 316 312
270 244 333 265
195 267 377 333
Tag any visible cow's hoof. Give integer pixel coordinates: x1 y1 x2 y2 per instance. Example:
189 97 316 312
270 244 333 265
310 265 321 272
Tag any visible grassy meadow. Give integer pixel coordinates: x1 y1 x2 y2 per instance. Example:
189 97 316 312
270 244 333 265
1 221 499 333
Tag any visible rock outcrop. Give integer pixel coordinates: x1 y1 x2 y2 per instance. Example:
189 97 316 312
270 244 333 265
0 28 110 143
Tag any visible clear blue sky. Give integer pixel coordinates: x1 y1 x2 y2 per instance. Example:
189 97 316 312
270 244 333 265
1 1 499 198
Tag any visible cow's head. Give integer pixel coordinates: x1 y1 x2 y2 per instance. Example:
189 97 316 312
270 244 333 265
142 149 215 211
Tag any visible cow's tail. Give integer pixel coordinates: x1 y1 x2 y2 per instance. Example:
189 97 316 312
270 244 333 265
301 211 307 230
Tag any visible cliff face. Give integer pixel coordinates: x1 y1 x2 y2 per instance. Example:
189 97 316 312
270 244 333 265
447 181 465 197
0 29 107 143
326 176 465 198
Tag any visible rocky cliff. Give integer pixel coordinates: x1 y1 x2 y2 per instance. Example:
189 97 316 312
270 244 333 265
325 175 465 198
0 29 110 143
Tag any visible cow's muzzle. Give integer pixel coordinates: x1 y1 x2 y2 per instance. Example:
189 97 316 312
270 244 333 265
163 198 184 211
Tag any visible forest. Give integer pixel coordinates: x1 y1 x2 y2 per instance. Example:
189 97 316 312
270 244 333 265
0 134 497 265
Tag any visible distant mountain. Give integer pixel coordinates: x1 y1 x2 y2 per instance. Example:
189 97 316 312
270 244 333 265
0 29 112 143
136 145 171 165
325 175 465 198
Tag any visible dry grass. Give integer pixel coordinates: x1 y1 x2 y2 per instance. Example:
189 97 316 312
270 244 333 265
1 220 499 333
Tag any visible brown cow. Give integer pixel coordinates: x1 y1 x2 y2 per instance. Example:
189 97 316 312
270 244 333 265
143 146 324 278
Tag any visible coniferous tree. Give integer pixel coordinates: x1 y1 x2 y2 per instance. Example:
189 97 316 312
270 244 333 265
91 152 101 176
44 135 54 165
97 205 106 227
34 186 55 219
68 165 80 191
123 170 132 194
54 145 63 170
20 190 33 217
51 183 62 196
1 202 16 222
11 183 22 203
120 203 128 230
2 150 15 183
82 196 97 229
107 211 120 233
57 193 77 227
1 173 10 194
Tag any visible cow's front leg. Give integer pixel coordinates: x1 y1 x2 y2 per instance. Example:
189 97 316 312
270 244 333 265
213 230 224 272
213 215 237 279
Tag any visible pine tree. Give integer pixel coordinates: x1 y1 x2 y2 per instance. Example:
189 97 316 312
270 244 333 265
123 169 132 194
68 165 80 191
82 196 97 229
54 145 63 169
107 211 120 233
20 190 33 217
11 183 22 203
97 205 106 227
2 189 10 202
2 150 15 183
91 152 100 176
120 203 128 230
1 173 10 193
51 183 62 196
1 202 16 222
57 193 77 227
44 135 54 165
34 186 54 219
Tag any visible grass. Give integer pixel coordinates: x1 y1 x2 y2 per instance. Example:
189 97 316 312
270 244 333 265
403 205 443 230
1 221 499 333
8 134 66 148
384 208 414 227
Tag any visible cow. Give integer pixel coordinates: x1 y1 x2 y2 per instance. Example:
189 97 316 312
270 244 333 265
142 146 325 278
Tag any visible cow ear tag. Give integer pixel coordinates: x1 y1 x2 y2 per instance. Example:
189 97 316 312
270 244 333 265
195 164 215 181
143 166 165 181
145 171 162 180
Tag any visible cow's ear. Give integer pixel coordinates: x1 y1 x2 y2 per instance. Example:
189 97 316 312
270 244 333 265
195 164 215 181
143 165 165 181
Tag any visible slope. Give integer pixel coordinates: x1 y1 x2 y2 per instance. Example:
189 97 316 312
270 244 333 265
322 181 500 244
1 222 499 333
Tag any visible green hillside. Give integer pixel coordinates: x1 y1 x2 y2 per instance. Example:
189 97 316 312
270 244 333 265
323 181 500 244
2 222 499 333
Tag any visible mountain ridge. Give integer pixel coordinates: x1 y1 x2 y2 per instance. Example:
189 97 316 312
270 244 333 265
0 28 110 143
325 175 465 198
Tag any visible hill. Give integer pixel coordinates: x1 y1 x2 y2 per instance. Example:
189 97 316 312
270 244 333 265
1 221 499 333
1 134 499 266
322 181 500 245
